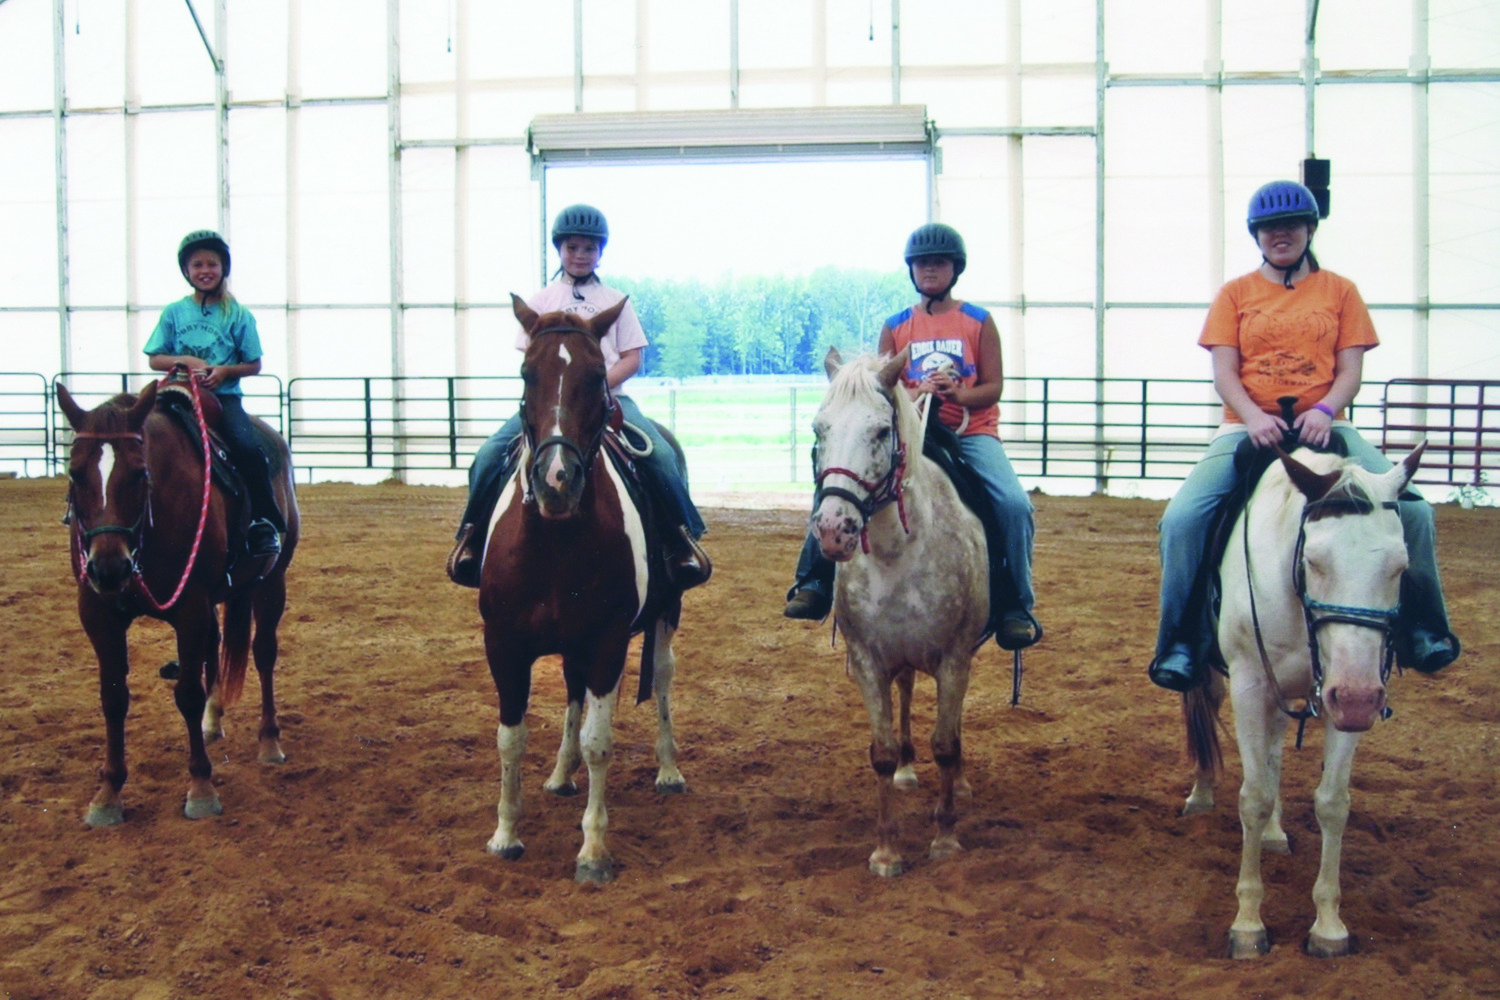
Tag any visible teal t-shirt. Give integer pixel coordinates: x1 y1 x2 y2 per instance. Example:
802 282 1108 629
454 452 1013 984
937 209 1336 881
143 296 263 397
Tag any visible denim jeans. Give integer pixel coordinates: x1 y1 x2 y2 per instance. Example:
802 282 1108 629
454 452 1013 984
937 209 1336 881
460 395 704 538
1154 425 1452 660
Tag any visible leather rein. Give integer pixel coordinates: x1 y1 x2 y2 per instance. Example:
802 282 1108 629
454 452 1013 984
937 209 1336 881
70 375 214 612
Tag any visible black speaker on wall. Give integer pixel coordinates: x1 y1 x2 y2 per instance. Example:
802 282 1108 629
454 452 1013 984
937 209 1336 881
1302 157 1331 219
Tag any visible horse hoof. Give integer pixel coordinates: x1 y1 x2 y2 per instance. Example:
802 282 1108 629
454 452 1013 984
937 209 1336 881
85 803 124 828
183 794 223 820
928 838 963 860
1182 800 1213 817
575 859 615 884
1305 932 1351 958
545 782 580 798
893 770 918 791
868 858 904 878
1262 836 1291 855
1228 929 1270 959
655 778 687 795
485 840 525 861
204 728 226 745
259 748 287 765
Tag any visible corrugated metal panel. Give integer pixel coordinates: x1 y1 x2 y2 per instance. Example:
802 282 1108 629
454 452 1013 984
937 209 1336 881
529 106 932 161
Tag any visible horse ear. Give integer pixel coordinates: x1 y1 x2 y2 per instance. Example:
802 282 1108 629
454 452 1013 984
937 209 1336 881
823 347 843 380
589 298 628 341
127 380 158 431
877 347 910 390
1278 446 1340 502
511 293 539 332
1393 440 1427 493
55 383 88 430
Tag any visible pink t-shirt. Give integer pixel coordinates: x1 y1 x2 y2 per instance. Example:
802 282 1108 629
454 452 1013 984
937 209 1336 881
517 278 648 389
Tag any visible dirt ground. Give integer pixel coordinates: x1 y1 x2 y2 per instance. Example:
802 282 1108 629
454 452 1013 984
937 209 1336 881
0 475 1495 1000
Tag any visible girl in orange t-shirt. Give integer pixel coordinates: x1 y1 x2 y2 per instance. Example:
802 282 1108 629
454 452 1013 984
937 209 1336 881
1148 181 1458 692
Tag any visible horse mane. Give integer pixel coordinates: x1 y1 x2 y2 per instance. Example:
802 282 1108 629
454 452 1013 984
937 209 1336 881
825 352 927 484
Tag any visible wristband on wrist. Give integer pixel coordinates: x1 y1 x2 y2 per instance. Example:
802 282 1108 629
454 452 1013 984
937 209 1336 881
1312 402 1336 418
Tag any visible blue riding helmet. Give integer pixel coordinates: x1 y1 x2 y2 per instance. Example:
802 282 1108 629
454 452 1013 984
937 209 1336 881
1247 181 1320 235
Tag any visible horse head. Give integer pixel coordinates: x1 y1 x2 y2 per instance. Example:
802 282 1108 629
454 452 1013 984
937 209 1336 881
57 380 159 596
1279 442 1425 732
810 346 914 560
510 293 627 519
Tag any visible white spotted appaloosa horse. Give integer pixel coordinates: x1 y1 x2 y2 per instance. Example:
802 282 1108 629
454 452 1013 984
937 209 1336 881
807 347 990 876
1183 444 1426 958
476 294 694 883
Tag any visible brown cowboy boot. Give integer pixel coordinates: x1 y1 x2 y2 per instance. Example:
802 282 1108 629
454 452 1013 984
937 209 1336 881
667 525 712 590
446 523 481 588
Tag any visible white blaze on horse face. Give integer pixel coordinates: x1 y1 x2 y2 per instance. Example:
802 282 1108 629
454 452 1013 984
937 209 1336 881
95 444 116 509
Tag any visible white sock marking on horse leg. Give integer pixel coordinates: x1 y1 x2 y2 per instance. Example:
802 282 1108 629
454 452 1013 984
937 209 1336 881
577 685 618 870
652 619 685 791
488 721 528 856
545 700 583 793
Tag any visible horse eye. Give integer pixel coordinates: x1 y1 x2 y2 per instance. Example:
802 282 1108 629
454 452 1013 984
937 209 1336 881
874 426 891 442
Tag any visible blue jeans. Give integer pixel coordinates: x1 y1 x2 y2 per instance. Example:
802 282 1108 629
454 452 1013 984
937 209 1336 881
1154 425 1452 660
789 432 1036 615
461 395 704 538
217 394 285 531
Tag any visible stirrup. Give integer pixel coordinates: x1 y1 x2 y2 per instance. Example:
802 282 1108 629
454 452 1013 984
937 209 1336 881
446 523 481 588
668 526 712 590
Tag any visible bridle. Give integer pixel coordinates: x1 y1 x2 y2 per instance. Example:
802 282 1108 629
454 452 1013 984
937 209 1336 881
1243 490 1401 733
520 324 613 506
69 375 214 612
812 396 910 554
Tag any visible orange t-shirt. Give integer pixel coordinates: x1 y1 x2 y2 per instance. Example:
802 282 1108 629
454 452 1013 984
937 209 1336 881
1198 268 1378 423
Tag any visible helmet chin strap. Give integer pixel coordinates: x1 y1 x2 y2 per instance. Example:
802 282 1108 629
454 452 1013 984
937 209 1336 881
910 269 960 313
1262 249 1309 289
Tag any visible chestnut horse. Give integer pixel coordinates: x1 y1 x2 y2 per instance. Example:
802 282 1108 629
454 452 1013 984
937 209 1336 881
57 377 298 826
808 347 989 876
477 294 692 883
1183 445 1424 958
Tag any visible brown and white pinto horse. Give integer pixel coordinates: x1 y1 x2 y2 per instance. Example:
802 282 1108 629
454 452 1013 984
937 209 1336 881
57 378 298 827
808 347 990 876
477 294 690 883
1184 445 1425 958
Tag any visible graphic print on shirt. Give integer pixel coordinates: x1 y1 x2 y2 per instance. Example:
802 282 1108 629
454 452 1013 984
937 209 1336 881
904 338 975 385
1240 307 1337 391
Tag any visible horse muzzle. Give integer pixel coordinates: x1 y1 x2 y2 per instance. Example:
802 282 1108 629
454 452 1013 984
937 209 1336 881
812 499 862 562
84 543 137 596
529 441 587 519
1321 680 1387 733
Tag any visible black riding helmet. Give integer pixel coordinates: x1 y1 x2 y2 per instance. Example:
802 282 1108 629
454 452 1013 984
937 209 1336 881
551 204 609 250
177 229 231 278
904 223 966 308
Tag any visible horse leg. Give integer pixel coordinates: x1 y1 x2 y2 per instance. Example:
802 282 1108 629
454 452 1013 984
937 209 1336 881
81 606 131 828
893 670 918 790
1227 698 1284 958
1184 769 1215 816
543 692 583 797
173 604 223 820
1261 740 1290 854
851 653 903 876
649 617 687 794
575 680 623 883
1305 730 1361 957
928 655 972 860
249 572 289 764
484 640 533 860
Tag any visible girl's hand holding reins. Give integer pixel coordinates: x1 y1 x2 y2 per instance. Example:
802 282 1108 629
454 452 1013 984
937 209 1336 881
1295 407 1333 448
1244 409 1286 449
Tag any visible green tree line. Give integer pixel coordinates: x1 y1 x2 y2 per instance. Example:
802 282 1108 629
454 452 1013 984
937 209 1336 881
610 267 913 378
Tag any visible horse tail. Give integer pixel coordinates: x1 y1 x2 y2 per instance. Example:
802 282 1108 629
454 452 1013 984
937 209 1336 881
217 589 254 708
1183 681 1223 776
